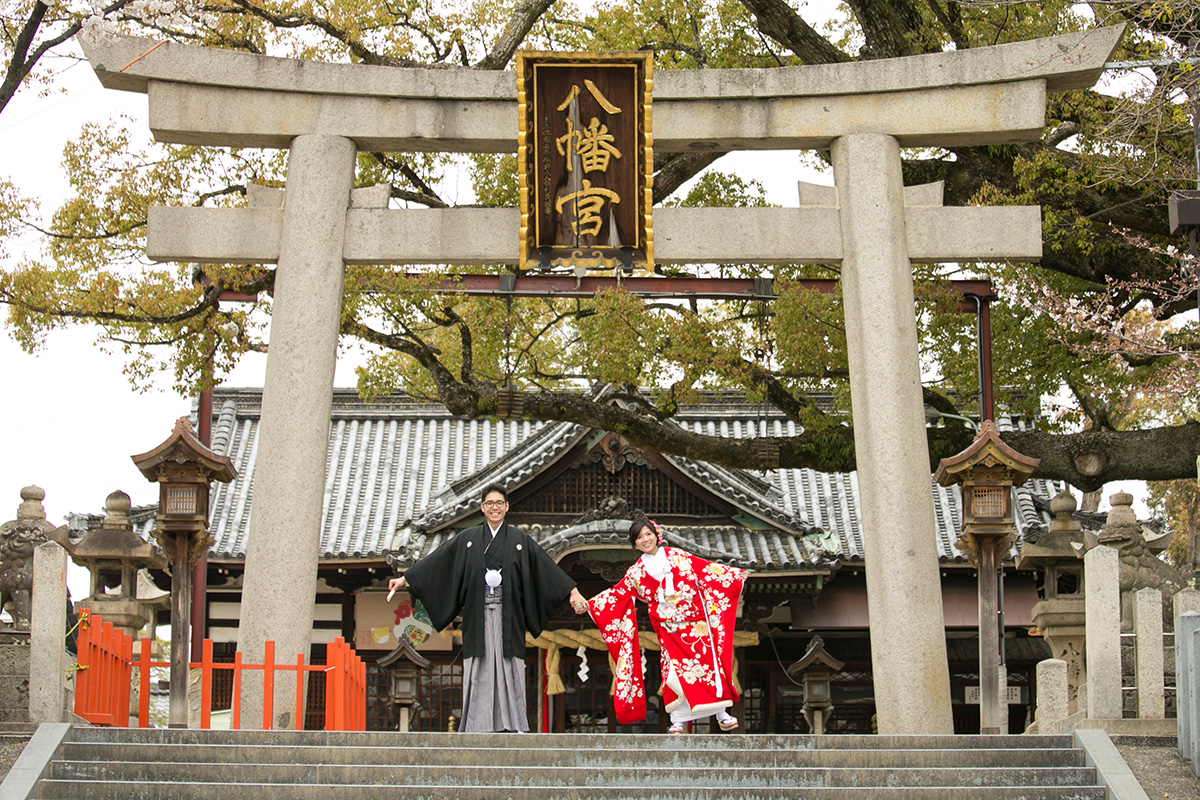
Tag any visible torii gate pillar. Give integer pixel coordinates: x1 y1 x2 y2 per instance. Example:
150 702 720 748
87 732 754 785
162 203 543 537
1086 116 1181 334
833 133 953 733
237 134 356 727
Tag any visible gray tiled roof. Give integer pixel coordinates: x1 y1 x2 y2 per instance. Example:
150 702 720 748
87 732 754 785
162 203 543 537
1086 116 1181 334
178 388 1061 569
390 518 834 573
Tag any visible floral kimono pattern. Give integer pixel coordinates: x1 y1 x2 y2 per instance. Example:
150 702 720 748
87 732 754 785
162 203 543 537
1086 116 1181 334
588 547 748 725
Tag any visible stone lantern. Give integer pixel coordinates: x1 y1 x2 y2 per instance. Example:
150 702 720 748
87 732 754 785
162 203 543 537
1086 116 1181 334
785 636 845 734
1015 489 1088 714
131 417 236 727
47 490 167 638
377 637 430 732
935 419 1039 734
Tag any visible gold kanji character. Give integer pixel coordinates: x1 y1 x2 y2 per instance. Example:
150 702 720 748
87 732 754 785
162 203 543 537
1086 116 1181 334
556 180 620 237
556 80 622 114
556 117 622 173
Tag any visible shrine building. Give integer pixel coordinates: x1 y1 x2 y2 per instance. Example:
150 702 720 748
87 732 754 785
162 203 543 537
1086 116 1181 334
73 386 1071 734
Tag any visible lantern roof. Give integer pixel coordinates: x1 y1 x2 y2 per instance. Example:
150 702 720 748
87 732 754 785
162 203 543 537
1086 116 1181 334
131 417 238 484
785 635 845 677
933 420 1040 488
377 637 431 670
47 490 167 569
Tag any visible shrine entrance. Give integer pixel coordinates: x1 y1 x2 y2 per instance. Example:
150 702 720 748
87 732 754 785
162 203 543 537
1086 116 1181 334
81 26 1123 734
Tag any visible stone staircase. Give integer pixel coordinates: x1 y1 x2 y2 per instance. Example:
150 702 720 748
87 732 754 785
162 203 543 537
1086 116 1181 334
10 726 1115 799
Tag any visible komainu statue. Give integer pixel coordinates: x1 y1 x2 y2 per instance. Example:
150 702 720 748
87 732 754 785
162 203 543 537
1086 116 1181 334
0 486 57 629
1077 491 1189 628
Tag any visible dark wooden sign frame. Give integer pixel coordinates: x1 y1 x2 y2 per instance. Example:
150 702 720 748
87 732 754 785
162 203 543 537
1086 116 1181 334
517 50 654 272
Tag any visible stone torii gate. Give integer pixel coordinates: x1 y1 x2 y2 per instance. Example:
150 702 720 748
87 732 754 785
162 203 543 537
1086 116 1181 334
82 26 1122 734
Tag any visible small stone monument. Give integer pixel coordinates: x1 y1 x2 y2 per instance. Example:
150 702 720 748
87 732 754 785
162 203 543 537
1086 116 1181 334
1017 490 1087 714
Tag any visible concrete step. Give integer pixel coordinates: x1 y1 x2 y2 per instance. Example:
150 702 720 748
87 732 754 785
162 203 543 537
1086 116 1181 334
33 781 1109 800
57 741 1087 769
65 727 1077 751
15 726 1113 800
47 760 1099 788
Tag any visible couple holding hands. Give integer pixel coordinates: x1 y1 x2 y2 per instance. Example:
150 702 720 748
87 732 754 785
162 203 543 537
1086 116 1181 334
388 484 746 734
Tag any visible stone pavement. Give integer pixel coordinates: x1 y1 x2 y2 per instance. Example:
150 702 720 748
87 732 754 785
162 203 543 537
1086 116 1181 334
1112 736 1200 799
0 736 27 781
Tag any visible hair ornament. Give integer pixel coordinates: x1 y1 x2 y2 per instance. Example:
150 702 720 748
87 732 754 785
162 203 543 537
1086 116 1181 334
648 518 665 546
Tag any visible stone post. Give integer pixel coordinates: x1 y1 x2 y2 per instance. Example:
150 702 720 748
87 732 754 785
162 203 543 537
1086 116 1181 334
1177 611 1199 768
1132 587 1164 719
1084 546 1122 720
978 540 1004 734
29 541 68 724
237 133 357 729
1175 587 1200 620
1190 621 1200 778
1036 658 1068 732
831 133 953 734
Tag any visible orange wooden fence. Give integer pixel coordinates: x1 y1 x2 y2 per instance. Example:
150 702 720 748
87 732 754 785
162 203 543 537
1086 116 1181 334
74 609 366 730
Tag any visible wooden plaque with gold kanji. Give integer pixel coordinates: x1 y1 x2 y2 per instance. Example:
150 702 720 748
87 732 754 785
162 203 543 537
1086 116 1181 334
517 51 653 272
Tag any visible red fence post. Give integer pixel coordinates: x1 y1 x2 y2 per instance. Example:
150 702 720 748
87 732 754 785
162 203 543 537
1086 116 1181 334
72 609 92 722
262 640 275 731
201 639 213 729
116 629 132 727
231 651 243 730
294 654 305 731
96 621 114 723
355 652 366 730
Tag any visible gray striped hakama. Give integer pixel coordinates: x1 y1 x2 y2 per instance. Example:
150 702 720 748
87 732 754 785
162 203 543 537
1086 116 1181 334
460 587 528 732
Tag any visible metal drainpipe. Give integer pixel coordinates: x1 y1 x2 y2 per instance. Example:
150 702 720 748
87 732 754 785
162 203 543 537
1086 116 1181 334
192 372 212 663
969 290 1005 671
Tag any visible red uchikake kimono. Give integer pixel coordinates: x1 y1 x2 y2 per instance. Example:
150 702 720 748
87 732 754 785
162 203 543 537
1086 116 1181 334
588 547 748 725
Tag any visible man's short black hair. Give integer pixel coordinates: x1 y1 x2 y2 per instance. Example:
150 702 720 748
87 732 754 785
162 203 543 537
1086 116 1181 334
481 484 509 504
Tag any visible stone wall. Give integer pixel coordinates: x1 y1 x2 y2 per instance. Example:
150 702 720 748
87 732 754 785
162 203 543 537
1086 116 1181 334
1121 638 1177 719
0 631 30 731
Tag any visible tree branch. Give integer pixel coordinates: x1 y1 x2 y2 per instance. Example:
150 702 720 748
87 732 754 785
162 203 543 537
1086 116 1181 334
474 0 558 70
736 0 852 63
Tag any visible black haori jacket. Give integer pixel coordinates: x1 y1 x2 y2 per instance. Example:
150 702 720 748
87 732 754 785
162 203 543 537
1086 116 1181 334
403 522 576 659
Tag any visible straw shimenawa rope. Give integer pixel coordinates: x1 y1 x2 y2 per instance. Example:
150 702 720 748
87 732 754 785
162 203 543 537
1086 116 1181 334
525 629 758 696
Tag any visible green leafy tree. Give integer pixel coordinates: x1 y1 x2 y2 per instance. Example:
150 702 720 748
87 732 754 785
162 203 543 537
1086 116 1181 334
3 0 1200 500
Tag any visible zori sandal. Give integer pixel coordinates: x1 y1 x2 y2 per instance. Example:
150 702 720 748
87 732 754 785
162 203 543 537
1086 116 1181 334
718 716 739 732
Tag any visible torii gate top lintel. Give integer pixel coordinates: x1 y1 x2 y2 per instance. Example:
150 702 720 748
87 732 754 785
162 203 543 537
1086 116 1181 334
84 26 1122 100
80 26 1123 154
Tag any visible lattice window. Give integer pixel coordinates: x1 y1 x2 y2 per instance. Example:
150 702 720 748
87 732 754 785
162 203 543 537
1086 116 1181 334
208 642 236 712
304 649 326 730
971 486 1004 518
365 663 397 731
415 662 463 732
521 461 720 517
742 683 766 734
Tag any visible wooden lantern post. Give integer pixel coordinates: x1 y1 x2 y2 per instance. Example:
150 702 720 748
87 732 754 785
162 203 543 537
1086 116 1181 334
934 420 1038 735
132 418 236 727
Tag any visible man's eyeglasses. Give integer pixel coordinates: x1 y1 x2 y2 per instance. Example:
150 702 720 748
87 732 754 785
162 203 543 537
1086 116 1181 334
481 500 508 508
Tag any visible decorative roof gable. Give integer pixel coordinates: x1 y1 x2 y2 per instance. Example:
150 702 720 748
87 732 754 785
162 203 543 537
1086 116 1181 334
157 388 1070 569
